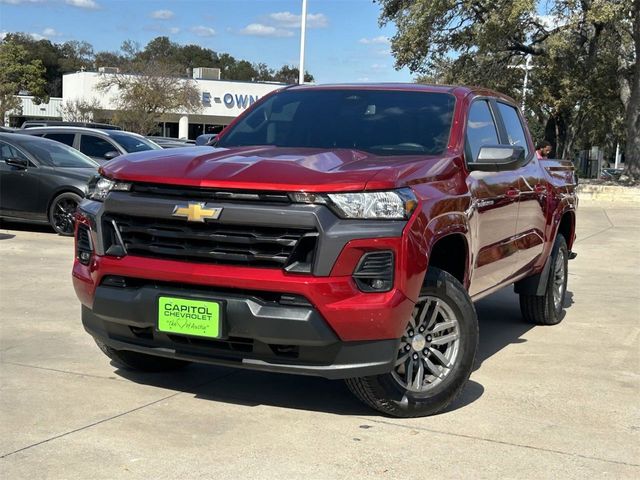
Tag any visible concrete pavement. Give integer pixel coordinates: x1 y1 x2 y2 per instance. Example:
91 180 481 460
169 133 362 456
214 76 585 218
0 202 638 479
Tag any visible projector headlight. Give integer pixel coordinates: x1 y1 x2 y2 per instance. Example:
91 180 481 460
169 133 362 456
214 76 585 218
89 175 131 201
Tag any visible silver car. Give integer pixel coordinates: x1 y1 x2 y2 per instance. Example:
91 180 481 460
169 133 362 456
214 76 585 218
18 127 162 164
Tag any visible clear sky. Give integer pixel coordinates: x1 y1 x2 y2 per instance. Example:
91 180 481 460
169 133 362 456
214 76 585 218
0 0 415 83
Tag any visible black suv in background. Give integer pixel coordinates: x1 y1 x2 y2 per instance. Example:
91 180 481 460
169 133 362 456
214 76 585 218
19 127 161 163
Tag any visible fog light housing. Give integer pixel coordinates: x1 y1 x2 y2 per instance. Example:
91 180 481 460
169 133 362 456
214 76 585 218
352 251 394 292
76 223 93 266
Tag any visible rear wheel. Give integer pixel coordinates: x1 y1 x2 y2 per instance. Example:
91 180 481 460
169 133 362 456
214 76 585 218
519 235 569 325
48 192 81 236
95 339 190 372
346 268 478 417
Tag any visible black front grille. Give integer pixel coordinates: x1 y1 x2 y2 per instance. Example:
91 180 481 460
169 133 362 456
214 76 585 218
131 184 291 204
102 214 317 270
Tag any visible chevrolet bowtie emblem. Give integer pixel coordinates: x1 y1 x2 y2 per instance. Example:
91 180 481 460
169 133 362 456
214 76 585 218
172 203 222 222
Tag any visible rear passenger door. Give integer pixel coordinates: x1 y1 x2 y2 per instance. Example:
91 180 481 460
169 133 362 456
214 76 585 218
42 132 77 148
79 134 120 162
465 99 521 297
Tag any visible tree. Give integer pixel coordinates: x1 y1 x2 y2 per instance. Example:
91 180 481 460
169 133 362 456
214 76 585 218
59 98 103 122
96 44 202 135
620 0 640 178
378 0 638 177
273 65 314 84
0 39 48 123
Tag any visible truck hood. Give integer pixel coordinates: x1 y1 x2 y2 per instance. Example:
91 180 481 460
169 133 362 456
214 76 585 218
101 145 448 192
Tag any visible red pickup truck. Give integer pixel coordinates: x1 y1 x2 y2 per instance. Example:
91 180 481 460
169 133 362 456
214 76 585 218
73 84 577 417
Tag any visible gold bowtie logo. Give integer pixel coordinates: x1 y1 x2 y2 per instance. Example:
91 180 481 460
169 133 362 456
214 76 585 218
172 203 222 222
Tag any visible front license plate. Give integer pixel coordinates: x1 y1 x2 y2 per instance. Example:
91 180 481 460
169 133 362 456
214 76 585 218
157 296 221 338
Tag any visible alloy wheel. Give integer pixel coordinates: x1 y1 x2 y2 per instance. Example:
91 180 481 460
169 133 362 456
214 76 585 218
52 198 78 235
392 296 461 392
552 249 566 311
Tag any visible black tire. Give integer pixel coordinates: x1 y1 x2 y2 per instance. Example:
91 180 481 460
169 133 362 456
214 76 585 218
48 192 82 236
345 268 478 418
519 235 568 325
95 339 190 372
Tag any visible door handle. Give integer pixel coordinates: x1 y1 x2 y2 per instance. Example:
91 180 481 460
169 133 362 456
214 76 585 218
506 188 520 199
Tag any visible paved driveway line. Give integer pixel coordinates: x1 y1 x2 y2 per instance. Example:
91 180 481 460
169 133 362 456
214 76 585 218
2 361 126 381
0 370 239 460
358 417 640 469
574 208 615 244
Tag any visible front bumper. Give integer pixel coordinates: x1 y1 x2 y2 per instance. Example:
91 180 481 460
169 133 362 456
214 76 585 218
82 279 399 379
73 194 424 378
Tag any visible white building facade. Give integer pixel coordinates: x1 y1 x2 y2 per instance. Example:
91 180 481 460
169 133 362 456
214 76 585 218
62 72 285 139
7 71 286 139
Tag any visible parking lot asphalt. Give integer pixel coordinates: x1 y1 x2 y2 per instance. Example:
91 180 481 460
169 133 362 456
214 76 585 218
0 201 638 479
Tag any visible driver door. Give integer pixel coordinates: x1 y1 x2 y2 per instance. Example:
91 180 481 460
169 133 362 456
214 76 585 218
465 99 520 297
0 140 44 221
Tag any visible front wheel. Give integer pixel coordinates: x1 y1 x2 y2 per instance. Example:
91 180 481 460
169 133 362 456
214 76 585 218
48 192 82 236
345 268 478 418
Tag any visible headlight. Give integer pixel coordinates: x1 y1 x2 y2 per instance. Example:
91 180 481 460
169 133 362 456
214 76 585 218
291 188 417 219
89 175 131 201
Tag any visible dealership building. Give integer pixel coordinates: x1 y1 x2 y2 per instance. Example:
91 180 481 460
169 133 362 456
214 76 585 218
7 68 286 139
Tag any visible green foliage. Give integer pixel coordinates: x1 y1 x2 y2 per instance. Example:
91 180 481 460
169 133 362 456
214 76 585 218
378 0 637 168
2 34 315 99
0 39 48 121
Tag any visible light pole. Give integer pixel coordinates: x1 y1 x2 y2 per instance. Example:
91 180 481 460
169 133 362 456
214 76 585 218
508 54 534 110
298 0 308 84
521 54 532 110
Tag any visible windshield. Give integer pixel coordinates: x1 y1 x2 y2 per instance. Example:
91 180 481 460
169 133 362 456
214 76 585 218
21 140 98 168
110 133 162 153
217 89 455 155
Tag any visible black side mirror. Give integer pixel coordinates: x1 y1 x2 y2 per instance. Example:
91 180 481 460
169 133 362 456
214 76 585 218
468 145 526 172
5 158 29 169
103 151 120 160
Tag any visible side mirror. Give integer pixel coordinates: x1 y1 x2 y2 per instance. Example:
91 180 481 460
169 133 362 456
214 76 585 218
103 151 120 160
468 145 526 172
5 157 29 169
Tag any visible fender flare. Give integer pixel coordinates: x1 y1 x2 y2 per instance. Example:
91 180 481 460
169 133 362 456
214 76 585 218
423 212 472 287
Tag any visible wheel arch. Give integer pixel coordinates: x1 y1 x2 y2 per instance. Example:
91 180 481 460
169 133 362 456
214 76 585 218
556 209 576 250
421 209 471 289
46 186 85 215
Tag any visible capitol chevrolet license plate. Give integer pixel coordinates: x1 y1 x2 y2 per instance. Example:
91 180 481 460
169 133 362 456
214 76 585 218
157 296 221 338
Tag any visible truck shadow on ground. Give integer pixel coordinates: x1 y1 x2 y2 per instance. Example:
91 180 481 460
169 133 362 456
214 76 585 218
114 287 573 416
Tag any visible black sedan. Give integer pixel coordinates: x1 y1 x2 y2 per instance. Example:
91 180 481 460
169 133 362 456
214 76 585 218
0 133 99 235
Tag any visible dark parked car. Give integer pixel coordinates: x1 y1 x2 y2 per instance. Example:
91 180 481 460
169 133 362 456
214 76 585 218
147 136 196 149
0 133 98 235
18 127 161 163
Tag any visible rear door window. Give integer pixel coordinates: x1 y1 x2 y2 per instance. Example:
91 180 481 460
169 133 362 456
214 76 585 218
496 102 530 156
80 135 117 158
43 133 75 147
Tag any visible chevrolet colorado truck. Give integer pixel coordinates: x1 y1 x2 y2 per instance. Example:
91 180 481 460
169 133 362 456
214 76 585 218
73 84 577 417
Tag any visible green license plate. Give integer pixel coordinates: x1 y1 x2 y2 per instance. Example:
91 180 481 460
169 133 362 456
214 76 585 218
157 296 221 338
